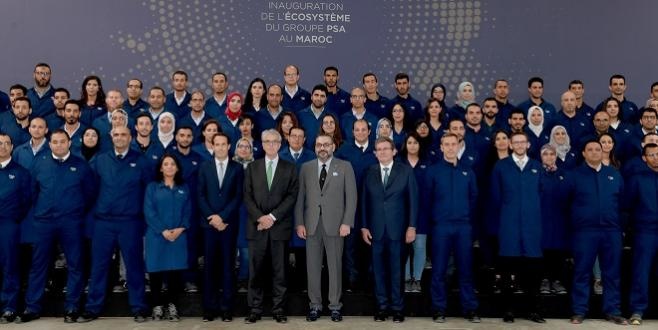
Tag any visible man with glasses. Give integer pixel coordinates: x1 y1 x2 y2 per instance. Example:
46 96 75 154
295 134 356 322
26 63 55 118
243 129 298 324
361 137 418 323
281 65 311 113
123 79 148 119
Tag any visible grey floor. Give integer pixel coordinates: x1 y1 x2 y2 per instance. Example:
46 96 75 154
1 317 653 329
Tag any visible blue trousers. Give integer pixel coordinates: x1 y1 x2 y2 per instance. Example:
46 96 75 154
430 224 478 313
85 220 146 314
0 223 20 313
25 219 84 313
571 231 622 316
372 235 405 311
629 232 658 315
203 226 237 313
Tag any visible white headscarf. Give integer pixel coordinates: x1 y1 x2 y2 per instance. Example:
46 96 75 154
527 106 545 137
157 112 176 149
549 125 570 161
457 81 475 109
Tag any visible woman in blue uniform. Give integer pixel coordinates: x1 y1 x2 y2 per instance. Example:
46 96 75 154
143 154 191 322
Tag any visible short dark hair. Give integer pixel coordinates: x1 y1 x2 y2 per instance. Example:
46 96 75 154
581 139 602 152
13 96 31 108
394 72 410 82
642 132 658 143
34 62 51 71
643 143 658 156
211 132 231 145
127 78 143 89
311 84 328 95
651 81 658 92
64 99 81 109
465 102 481 113
50 128 71 140
54 87 70 98
135 112 152 122
175 126 194 135
493 79 508 87
482 96 497 104
149 86 166 96
527 77 543 88
509 108 526 120
641 107 658 118
9 84 28 96
362 72 377 84
568 80 584 89
172 70 188 80
212 71 228 80
609 74 625 86
323 66 338 75
155 154 184 185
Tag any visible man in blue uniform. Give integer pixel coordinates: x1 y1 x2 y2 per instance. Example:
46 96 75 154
323 66 351 117
566 140 626 325
428 133 480 323
362 73 389 119
517 77 556 123
62 100 86 157
361 136 418 323
146 86 168 122
340 87 377 142
130 113 165 165
282 65 311 113
388 73 423 124
0 134 31 324
123 79 148 119
26 63 55 119
568 80 595 118
254 84 286 135
12 117 49 170
165 70 192 119
626 143 658 325
204 72 228 119
596 74 639 123
0 97 31 146
178 91 212 142
78 126 152 323
553 91 593 151
16 129 95 323
490 131 545 323
492 79 516 122
297 85 332 149
44 88 68 131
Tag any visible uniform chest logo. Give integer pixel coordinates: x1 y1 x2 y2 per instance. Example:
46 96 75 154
192 161 198 166
152 155 158 160
462 171 468 176
467 156 474 161
8 174 15 180
380 104 386 109
70 167 77 172
340 99 346 103
130 163 137 167
301 96 306 101
420 165 426 169
531 169 538 174
178 189 185 194
608 176 614 181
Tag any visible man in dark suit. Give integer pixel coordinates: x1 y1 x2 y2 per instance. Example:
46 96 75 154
295 134 357 322
361 136 418 323
197 132 244 322
243 129 299 324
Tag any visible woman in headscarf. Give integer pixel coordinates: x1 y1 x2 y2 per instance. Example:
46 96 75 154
219 92 243 146
157 112 176 150
526 106 550 159
448 81 475 121
549 125 577 170
538 144 569 296
80 126 101 161
375 117 394 140
232 138 254 293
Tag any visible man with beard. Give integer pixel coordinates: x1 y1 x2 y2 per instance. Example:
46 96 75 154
388 73 423 124
0 97 31 146
177 91 212 142
12 117 49 170
62 100 86 156
130 113 165 166
26 63 55 118
165 71 192 119
362 73 389 119
493 79 515 122
45 88 69 131
481 97 501 136
297 85 332 149
123 79 148 119
205 72 229 119
146 86 167 122
323 66 351 117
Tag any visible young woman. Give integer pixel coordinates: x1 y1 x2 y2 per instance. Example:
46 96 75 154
237 114 263 158
243 78 267 114
143 154 191 322
275 111 298 147
414 119 438 163
448 81 475 120
425 98 445 150
549 125 578 170
599 133 621 169
79 75 107 125
192 119 220 161
80 127 101 161
232 138 255 293
157 112 176 150
429 83 447 111
399 132 430 292
526 106 550 159
602 97 630 131
389 103 409 150
318 113 343 147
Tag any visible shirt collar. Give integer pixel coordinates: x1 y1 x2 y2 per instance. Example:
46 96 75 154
52 152 71 162
0 157 11 169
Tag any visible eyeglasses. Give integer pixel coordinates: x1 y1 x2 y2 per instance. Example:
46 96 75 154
34 71 50 77
315 143 333 149
237 144 251 149
350 95 365 99
262 140 281 145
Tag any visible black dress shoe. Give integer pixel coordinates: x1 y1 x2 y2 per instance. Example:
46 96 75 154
331 309 342 322
0 311 16 324
374 310 387 322
432 311 446 323
605 314 628 325
570 314 584 324
503 311 514 323
306 308 320 321
527 312 546 323
244 313 261 324
76 311 98 323
133 312 148 323
64 311 78 323
273 313 287 323
221 311 233 322
202 314 215 322
15 311 40 324
392 311 405 323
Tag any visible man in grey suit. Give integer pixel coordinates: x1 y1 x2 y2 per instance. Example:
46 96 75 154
295 134 357 322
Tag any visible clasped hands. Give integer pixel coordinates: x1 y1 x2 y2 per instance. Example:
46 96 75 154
161 227 185 242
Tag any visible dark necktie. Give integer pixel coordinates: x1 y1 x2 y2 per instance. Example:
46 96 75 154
359 145 364 152
117 154 124 160
293 152 300 161
319 164 327 189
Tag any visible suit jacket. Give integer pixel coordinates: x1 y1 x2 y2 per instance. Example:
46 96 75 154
243 157 299 240
294 158 357 237
361 161 418 241
196 158 244 229
279 147 316 172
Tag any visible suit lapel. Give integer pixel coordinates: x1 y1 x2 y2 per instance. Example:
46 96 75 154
209 160 221 189
321 160 337 192
384 162 399 190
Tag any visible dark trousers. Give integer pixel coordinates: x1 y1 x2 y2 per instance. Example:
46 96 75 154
430 224 478 313
0 223 20 313
630 232 658 315
85 220 147 314
571 230 622 316
203 226 237 314
498 256 543 315
149 270 183 307
26 219 84 314
247 235 288 314
371 236 405 311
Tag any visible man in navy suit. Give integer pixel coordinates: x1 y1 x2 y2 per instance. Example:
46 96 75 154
197 132 244 322
361 136 418 323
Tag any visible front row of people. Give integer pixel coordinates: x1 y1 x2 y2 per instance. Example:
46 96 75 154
0 126 655 326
